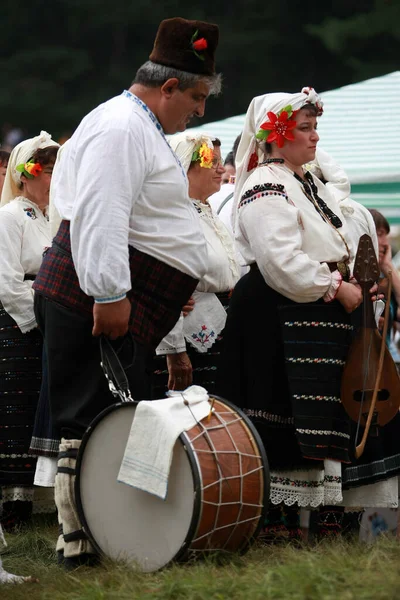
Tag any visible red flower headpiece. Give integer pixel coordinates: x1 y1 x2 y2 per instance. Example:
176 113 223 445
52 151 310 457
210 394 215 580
190 30 208 61
256 105 298 149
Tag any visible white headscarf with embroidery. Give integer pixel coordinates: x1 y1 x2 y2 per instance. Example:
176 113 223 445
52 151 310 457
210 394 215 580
0 131 59 207
233 87 323 232
169 131 216 173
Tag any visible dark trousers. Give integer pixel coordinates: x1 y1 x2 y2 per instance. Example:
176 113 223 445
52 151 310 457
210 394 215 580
34 294 151 440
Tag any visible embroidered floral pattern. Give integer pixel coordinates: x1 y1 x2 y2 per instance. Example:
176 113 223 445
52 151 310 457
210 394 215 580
238 183 288 209
23 207 37 220
191 324 215 347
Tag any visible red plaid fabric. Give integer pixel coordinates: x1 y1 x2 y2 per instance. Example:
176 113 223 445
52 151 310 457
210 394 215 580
33 220 198 348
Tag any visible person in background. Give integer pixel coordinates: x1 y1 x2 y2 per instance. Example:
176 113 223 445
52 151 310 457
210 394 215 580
153 132 239 395
221 150 235 184
0 132 58 530
369 209 400 364
0 150 9 198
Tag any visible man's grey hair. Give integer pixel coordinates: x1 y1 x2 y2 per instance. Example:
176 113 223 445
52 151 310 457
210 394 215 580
133 61 222 96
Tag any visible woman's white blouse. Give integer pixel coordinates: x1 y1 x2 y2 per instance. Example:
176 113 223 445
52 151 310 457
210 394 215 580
156 200 240 354
235 163 354 303
0 197 51 332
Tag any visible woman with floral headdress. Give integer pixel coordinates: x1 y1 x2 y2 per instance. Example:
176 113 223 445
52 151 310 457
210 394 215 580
217 88 400 539
0 131 59 530
152 132 240 396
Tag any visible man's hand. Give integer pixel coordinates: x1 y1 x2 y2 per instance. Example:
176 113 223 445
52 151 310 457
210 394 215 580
166 352 192 390
92 297 131 339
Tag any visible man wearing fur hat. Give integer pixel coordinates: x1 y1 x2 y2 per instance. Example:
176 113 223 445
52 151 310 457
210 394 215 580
33 17 221 568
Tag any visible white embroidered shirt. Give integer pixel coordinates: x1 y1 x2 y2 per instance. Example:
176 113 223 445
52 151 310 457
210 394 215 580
0 197 51 332
51 92 208 303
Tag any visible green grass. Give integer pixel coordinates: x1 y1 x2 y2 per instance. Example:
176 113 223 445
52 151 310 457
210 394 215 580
1 516 400 600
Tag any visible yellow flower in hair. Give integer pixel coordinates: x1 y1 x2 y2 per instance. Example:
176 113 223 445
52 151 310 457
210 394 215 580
198 143 213 169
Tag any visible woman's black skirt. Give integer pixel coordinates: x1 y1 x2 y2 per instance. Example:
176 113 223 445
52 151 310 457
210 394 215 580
0 304 42 488
216 267 400 487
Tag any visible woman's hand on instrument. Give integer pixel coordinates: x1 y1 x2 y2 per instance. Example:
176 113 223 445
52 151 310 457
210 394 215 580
166 352 193 390
182 297 195 317
92 297 131 339
368 282 385 303
336 280 363 313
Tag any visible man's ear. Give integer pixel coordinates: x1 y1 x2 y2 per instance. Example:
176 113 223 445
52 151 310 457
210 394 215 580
160 78 180 98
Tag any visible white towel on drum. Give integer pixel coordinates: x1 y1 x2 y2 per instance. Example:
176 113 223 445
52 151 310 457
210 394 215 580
118 385 211 499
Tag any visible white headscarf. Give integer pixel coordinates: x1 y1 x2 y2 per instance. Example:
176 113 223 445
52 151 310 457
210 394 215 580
233 87 324 230
309 147 350 203
169 131 217 173
0 130 59 207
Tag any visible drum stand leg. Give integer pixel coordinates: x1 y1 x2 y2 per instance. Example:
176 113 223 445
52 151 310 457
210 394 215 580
55 439 97 563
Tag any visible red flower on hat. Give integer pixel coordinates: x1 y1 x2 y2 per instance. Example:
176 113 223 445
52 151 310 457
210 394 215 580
193 37 208 51
256 106 298 148
190 29 207 61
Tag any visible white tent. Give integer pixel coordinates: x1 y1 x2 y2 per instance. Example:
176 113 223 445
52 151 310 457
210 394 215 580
186 72 400 223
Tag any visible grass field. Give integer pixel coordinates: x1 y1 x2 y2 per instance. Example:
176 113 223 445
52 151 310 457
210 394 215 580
1 516 400 600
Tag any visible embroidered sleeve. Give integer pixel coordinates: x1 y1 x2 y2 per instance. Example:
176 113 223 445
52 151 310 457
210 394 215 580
238 183 288 210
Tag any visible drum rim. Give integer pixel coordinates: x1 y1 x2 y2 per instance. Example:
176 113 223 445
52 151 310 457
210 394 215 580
74 400 203 568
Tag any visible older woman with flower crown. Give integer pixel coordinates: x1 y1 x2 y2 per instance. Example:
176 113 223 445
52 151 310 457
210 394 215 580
217 88 400 539
0 132 59 530
152 132 240 396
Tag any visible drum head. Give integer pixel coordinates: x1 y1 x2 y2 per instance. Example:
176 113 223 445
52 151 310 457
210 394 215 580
75 403 199 572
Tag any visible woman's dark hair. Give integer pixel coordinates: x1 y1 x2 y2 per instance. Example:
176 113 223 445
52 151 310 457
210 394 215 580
232 134 241 164
224 150 234 166
369 208 390 234
264 103 318 155
31 145 58 166
0 149 10 167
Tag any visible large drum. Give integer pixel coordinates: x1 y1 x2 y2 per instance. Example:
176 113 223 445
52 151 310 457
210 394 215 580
75 396 269 572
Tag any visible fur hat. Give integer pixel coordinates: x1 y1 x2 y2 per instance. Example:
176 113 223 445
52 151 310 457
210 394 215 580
149 17 219 76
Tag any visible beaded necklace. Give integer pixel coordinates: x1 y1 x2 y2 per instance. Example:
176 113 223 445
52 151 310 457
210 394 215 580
122 90 187 182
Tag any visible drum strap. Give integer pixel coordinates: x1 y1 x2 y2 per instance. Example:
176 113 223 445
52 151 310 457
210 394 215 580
100 335 134 402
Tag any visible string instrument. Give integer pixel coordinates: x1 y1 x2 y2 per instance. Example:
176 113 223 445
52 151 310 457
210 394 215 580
341 234 400 458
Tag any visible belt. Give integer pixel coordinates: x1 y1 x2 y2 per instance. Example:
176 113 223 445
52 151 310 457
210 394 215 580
326 261 350 282
250 261 350 283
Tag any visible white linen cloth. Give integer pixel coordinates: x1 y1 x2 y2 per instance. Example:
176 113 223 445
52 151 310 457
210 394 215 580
34 456 58 487
52 91 208 304
235 162 353 302
156 199 239 354
0 198 51 332
118 386 211 499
